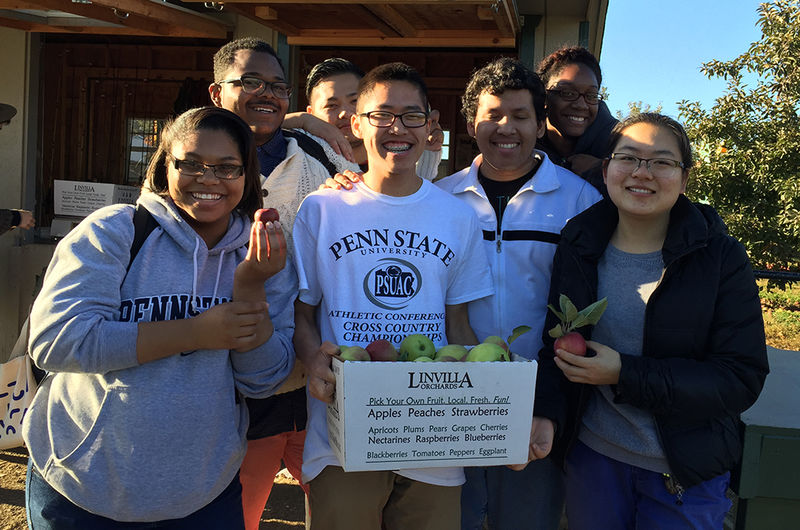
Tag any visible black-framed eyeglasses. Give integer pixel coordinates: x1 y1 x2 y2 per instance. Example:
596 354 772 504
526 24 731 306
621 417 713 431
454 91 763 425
608 153 684 178
547 88 604 105
358 110 429 128
169 156 244 180
217 75 292 99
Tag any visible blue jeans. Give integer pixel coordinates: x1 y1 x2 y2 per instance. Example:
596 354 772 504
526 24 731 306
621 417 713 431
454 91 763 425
565 440 731 530
461 457 565 530
26 459 245 529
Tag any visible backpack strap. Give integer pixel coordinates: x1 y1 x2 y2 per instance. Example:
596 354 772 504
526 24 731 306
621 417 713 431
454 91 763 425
282 128 338 177
127 205 159 273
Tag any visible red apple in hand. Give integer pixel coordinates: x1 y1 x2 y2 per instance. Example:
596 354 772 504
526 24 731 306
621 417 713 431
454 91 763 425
548 294 607 357
554 331 587 356
256 208 280 223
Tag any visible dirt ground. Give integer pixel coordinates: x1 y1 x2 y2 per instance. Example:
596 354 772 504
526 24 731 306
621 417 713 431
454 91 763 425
0 446 306 529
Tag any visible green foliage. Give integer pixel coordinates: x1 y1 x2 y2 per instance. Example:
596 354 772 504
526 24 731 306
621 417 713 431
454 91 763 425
615 100 664 121
759 280 800 350
679 0 800 271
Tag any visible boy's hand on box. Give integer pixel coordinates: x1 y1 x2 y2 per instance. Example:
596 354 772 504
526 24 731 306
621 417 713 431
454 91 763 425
507 416 554 471
308 341 339 403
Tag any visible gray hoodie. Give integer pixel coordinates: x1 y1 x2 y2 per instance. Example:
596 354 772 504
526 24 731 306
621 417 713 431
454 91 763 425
23 190 295 522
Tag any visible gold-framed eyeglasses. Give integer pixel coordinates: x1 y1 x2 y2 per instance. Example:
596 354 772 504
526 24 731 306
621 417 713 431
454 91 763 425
608 153 684 178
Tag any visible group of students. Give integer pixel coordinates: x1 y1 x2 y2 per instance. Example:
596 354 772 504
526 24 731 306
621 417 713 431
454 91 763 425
20 36 768 530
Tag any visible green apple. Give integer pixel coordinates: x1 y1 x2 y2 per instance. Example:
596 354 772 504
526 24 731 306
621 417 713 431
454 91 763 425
434 344 468 362
466 343 506 362
483 336 510 361
339 345 370 361
399 334 436 361
414 356 434 362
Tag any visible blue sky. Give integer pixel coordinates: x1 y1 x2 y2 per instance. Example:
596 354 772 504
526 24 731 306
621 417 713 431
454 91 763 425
600 0 766 120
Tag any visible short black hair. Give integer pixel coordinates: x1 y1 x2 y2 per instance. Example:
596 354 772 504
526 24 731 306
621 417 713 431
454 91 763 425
306 58 365 101
213 38 283 83
357 62 428 112
461 57 546 124
145 106 262 220
607 113 694 170
537 46 602 88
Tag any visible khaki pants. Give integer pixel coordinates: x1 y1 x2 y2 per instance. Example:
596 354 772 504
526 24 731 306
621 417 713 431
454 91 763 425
308 466 461 530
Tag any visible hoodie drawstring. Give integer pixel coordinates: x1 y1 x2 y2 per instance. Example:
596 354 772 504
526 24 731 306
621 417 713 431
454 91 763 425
190 238 200 313
211 249 225 302
189 238 228 312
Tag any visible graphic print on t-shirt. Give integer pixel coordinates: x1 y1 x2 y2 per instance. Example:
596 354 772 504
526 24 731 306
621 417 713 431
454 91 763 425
296 181 493 349
325 229 456 345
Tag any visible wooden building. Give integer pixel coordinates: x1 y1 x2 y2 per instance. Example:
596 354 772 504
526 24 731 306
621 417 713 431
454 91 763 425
0 0 608 350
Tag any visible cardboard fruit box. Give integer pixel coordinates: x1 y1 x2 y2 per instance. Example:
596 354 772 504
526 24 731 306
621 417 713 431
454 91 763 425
327 357 537 471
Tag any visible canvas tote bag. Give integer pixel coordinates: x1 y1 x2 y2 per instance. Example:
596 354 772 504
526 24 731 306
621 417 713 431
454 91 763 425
0 316 37 450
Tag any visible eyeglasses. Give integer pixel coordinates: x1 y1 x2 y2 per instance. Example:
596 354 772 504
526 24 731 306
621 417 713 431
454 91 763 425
608 153 684 178
169 156 244 180
358 110 429 128
547 88 604 105
217 75 292 99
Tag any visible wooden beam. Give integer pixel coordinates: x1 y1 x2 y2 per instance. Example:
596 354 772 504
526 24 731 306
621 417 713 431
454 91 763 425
287 29 514 48
89 0 229 38
362 4 416 37
0 0 171 35
223 4 299 35
498 0 520 34
477 6 494 20
206 0 486 3
254 5 277 19
0 15 156 35
353 4 403 37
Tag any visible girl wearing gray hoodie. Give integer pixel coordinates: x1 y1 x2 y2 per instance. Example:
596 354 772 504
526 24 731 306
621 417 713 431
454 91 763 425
24 106 295 528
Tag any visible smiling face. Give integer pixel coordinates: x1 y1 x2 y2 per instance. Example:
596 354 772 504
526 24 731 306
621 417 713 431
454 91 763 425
545 63 600 139
308 72 362 146
468 89 545 181
352 80 429 180
209 49 289 145
603 122 688 223
168 128 245 246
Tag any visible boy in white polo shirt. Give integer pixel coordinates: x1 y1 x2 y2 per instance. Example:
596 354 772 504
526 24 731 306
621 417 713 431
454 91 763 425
293 62 493 530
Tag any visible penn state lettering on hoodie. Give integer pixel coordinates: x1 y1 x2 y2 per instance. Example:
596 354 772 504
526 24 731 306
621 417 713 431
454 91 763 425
23 190 296 522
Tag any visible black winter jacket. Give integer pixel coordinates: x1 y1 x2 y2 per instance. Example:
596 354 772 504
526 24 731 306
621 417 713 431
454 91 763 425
534 195 769 488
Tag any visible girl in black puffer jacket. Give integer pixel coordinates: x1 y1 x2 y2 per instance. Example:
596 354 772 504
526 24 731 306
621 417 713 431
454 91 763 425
535 113 768 529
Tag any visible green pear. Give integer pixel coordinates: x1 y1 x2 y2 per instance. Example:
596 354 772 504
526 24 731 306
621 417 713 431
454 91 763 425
434 344 468 361
466 343 506 362
399 334 436 361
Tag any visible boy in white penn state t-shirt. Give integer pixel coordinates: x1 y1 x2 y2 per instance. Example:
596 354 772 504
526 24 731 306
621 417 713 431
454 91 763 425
293 63 493 530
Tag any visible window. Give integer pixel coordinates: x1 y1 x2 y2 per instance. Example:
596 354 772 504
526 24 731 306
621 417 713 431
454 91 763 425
126 118 164 186
441 130 450 160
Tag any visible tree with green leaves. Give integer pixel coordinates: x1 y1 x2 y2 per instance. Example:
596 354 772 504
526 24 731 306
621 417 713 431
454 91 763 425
679 0 800 272
615 101 663 121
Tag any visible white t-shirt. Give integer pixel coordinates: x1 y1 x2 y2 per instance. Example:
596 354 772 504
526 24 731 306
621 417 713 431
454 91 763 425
294 178 494 486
